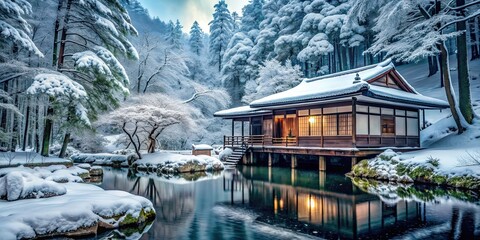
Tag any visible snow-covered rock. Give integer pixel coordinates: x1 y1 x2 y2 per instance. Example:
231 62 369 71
218 148 233 161
0 183 155 239
71 153 132 167
132 152 224 173
0 171 66 201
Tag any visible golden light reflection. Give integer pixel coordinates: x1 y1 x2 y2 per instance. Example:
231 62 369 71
307 197 315 209
279 199 284 209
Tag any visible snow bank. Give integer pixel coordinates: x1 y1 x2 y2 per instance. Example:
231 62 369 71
0 183 155 239
0 165 89 186
133 152 224 173
218 148 233 161
0 171 66 201
0 152 71 168
71 153 133 167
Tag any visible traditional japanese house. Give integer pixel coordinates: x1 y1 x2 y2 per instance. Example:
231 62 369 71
214 59 449 171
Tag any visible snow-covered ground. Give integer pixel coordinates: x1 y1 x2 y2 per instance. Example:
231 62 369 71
132 152 224 173
0 152 71 168
0 166 155 239
350 58 480 188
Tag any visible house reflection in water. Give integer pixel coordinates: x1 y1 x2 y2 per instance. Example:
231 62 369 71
229 166 423 239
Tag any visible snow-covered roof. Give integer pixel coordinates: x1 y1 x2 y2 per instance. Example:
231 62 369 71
215 59 449 118
249 59 449 109
192 144 213 150
214 106 271 118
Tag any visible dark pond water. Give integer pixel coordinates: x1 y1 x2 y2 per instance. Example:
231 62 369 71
96 166 480 240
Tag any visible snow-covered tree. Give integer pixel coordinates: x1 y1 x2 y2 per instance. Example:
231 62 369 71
33 0 138 156
0 0 42 57
102 94 196 158
189 21 204 55
247 0 288 80
209 0 234 72
240 0 264 34
231 11 241 32
243 59 302 103
26 73 89 157
165 20 183 49
222 32 254 104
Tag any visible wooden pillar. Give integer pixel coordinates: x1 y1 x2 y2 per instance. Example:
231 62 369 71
268 153 272 167
422 109 426 129
241 121 244 138
319 171 326 188
242 154 247 165
250 151 254 165
231 119 234 137
291 155 297 169
351 157 358 169
319 156 326 171
352 97 357 147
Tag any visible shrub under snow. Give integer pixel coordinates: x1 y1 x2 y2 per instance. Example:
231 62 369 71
0 171 66 201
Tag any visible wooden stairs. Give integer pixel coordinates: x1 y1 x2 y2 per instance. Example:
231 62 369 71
223 146 247 167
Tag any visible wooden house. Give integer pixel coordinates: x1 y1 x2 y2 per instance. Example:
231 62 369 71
214 60 449 170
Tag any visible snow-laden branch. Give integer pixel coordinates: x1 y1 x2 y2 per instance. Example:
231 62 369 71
182 91 212 104
448 0 480 11
439 9 480 31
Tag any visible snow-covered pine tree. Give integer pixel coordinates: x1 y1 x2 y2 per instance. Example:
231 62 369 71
247 0 288 80
189 21 204 55
272 0 309 64
209 0 234 72
231 11 241 32
165 20 183 49
0 0 43 57
243 59 302 103
222 32 254 104
240 0 265 34
34 0 138 157
222 0 264 104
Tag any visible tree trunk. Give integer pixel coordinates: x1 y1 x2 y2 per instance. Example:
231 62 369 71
52 0 64 67
471 17 480 60
41 103 54 157
438 42 464 134
22 104 30 151
427 56 438 77
456 0 474 124
59 132 70 158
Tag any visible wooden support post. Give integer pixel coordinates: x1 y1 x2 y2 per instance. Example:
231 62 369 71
250 151 254 165
291 155 297 169
319 171 326 188
319 156 326 171
422 109 426 129
352 97 357 147
242 153 247 165
351 157 358 170
268 153 272 167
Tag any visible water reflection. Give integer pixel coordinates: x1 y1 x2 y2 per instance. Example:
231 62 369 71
98 167 480 240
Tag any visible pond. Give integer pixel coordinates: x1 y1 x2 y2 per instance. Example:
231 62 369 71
96 166 480 239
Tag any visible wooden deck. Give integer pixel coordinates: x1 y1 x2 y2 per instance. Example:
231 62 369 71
224 135 421 157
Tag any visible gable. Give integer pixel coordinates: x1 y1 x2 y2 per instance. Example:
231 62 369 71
367 70 415 93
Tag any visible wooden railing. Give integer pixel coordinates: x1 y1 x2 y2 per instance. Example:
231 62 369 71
223 135 297 148
272 136 298 147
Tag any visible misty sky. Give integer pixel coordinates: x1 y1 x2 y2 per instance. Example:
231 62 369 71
138 0 249 33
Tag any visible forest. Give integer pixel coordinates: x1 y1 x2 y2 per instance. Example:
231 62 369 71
0 0 479 157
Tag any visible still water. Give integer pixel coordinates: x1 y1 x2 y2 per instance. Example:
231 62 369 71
97 166 480 240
